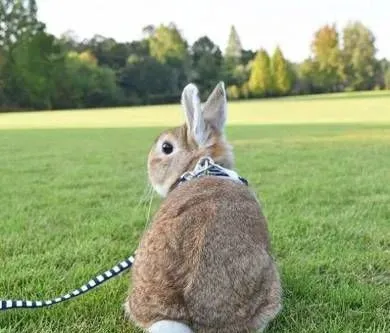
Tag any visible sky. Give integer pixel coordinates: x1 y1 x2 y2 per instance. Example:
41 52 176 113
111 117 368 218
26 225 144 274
37 0 390 62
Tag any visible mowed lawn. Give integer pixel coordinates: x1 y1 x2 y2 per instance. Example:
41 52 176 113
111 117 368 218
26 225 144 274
0 93 389 332
1 90 390 129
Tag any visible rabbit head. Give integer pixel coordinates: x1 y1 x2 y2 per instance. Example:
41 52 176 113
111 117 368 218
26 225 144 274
147 82 233 197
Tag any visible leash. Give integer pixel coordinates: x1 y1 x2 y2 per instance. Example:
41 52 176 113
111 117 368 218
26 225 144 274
0 256 134 311
0 157 247 312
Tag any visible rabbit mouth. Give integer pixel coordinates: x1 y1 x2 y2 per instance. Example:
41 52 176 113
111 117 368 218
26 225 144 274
152 182 171 197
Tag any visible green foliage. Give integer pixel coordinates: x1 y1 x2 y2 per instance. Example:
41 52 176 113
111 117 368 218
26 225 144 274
311 24 344 92
221 26 247 88
53 53 121 109
86 35 134 70
240 82 250 99
226 85 240 100
248 49 273 97
342 21 377 90
385 69 390 90
225 25 242 60
241 49 256 66
118 56 176 105
0 2 388 111
271 47 292 95
70 50 98 66
190 36 222 98
146 23 190 98
221 57 239 86
233 64 250 86
296 59 316 94
127 40 150 63
0 0 44 51
0 0 51 109
3 31 64 109
148 23 188 64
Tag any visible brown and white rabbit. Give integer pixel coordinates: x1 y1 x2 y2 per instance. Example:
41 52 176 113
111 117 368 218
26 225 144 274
125 82 282 333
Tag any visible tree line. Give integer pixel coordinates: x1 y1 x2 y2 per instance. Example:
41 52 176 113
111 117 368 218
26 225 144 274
1 0 390 112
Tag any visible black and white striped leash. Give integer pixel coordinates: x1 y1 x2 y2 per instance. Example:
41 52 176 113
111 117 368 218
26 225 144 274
0 158 247 312
0 255 135 311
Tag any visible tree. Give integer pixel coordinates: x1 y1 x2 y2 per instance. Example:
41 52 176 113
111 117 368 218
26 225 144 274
78 50 98 66
226 85 240 100
240 82 250 99
222 25 243 85
296 59 314 94
0 47 6 102
7 31 65 109
311 24 343 92
235 63 252 86
59 30 80 52
127 40 150 62
372 58 389 89
148 23 188 64
225 25 242 60
342 21 377 90
190 36 222 98
85 35 134 70
118 56 174 105
241 49 256 65
148 23 190 95
55 52 121 109
0 0 44 51
385 69 390 90
0 0 62 110
142 25 155 39
0 3 386 111
271 47 292 95
248 49 272 97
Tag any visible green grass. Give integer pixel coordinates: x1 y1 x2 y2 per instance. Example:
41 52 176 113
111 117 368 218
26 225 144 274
1 90 390 130
0 94 390 332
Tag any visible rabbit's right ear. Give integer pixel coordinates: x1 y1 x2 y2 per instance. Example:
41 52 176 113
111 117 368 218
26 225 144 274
202 81 227 133
181 83 207 145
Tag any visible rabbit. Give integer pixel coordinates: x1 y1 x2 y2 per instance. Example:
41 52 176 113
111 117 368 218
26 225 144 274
125 82 282 333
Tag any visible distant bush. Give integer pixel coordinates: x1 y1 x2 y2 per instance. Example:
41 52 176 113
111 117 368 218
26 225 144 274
227 85 240 100
385 70 390 90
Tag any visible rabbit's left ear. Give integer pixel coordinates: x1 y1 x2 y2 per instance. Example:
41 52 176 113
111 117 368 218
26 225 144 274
181 83 207 146
202 81 227 133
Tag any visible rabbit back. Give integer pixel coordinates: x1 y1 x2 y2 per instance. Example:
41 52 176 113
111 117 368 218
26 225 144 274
129 177 281 332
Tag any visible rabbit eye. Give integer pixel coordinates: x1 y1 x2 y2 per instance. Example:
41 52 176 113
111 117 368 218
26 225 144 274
162 141 174 155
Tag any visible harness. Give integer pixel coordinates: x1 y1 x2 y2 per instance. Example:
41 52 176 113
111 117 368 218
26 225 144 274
178 157 248 186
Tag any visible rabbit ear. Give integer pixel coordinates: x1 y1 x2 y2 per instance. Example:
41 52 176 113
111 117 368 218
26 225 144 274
181 83 207 145
202 81 227 133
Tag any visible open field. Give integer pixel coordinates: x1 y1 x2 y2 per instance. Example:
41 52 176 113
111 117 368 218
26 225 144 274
0 93 389 332
1 91 390 130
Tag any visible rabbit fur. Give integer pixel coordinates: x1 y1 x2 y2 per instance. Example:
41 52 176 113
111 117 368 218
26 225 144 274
125 82 282 333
